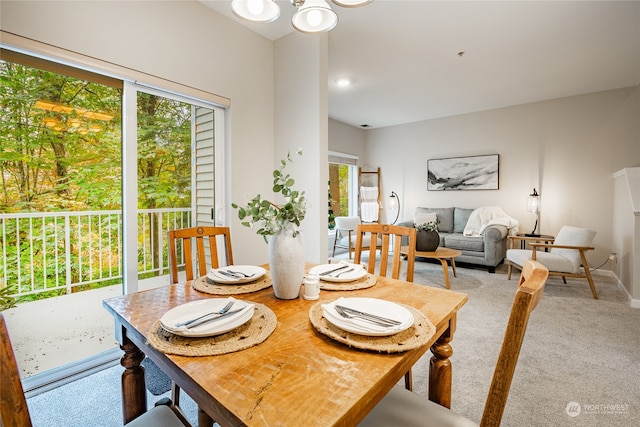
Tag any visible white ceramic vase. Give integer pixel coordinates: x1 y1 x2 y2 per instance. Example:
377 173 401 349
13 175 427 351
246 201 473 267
268 222 305 299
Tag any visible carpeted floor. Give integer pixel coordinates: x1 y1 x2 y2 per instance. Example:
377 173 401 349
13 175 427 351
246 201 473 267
26 260 639 426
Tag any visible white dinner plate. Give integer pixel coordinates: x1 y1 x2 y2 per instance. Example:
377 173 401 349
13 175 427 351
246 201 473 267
207 265 267 284
309 263 368 283
321 297 414 336
160 298 255 337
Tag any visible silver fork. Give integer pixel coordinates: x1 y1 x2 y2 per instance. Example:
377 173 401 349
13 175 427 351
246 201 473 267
332 268 354 278
175 300 234 327
333 305 395 327
226 270 255 278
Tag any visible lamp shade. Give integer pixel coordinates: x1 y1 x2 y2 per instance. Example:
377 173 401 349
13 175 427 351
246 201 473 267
331 0 374 7
292 0 338 33
527 188 539 213
231 0 280 23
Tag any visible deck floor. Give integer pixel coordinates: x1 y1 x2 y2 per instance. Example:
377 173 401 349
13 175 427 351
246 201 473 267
3 276 171 378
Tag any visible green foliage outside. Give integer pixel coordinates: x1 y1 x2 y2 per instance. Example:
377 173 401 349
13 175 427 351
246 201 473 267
0 59 193 306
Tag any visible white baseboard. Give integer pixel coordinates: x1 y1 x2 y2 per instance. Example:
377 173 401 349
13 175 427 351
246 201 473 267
594 269 640 308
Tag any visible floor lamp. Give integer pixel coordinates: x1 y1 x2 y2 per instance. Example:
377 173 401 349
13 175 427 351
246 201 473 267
389 191 400 225
525 188 541 237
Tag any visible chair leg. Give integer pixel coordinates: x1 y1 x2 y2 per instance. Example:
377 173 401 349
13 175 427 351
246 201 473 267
404 369 412 391
583 269 599 299
507 264 512 279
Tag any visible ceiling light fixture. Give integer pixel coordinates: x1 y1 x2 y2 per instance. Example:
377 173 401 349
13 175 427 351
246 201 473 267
231 0 373 34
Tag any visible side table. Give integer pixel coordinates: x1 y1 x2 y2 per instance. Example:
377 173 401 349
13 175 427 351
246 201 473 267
511 234 555 250
400 246 461 289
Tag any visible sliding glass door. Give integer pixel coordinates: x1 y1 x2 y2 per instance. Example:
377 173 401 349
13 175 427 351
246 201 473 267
1 48 226 385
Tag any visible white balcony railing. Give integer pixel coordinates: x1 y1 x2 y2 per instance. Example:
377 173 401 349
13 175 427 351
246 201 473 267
0 208 191 299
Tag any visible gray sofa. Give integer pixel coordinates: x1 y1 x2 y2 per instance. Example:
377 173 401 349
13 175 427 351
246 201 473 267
399 207 508 273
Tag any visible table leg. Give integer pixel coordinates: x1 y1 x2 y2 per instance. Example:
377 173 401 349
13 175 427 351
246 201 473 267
199 409 214 427
429 318 455 408
450 258 457 278
439 259 451 289
120 336 147 424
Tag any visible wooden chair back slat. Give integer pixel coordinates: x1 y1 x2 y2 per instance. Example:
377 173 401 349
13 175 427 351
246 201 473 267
168 226 234 285
354 224 416 283
480 259 548 426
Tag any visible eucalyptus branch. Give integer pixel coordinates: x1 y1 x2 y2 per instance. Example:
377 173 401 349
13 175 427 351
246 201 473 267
232 149 306 241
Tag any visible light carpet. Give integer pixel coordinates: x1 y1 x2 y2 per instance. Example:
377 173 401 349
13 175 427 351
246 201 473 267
27 261 639 426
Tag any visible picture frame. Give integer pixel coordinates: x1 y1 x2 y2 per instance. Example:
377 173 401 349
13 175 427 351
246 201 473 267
427 154 499 191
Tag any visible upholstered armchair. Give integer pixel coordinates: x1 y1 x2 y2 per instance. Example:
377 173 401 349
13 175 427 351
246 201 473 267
506 225 598 299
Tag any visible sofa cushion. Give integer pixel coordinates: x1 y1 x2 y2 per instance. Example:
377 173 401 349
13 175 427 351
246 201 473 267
414 212 437 228
415 207 454 233
444 233 484 252
453 208 474 234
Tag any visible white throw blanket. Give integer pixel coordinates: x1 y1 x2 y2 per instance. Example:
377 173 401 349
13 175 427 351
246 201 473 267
360 186 378 201
463 206 519 236
361 202 379 222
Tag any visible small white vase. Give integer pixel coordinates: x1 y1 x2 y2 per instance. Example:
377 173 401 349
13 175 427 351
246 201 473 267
268 223 305 299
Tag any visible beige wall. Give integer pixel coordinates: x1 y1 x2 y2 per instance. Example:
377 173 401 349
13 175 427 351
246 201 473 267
359 86 640 275
1 0 277 263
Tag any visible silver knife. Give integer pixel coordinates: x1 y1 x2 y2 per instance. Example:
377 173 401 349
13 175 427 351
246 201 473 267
184 307 245 329
318 264 350 276
335 305 402 325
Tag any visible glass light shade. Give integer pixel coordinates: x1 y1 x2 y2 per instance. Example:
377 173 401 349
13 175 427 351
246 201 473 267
231 0 280 23
292 0 338 33
527 189 539 213
331 0 374 7
389 194 398 210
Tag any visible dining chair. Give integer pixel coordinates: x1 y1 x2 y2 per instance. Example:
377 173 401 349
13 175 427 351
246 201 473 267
0 313 191 427
354 223 416 282
168 226 234 284
506 225 598 299
354 223 417 390
332 216 383 259
167 226 233 426
358 259 549 427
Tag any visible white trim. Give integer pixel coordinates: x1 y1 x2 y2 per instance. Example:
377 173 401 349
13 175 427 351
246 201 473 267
22 348 120 398
0 30 230 108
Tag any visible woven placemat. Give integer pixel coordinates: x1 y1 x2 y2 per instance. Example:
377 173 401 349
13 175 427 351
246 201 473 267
147 303 276 356
319 273 377 291
308 302 435 353
192 273 272 295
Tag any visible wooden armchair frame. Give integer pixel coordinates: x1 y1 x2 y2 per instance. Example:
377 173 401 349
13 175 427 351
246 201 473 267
507 235 598 299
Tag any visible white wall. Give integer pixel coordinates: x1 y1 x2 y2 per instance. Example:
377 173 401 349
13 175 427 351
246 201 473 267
275 33 329 264
328 118 367 161
1 0 277 263
613 168 640 305
359 86 640 273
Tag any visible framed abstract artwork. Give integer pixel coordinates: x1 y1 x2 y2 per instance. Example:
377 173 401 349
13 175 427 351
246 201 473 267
427 154 499 190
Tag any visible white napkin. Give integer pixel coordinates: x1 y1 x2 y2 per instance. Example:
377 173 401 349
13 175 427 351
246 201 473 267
333 264 365 280
321 297 410 334
209 268 242 282
166 297 254 333
316 261 352 275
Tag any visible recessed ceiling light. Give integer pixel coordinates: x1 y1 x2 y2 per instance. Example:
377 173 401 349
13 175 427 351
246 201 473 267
335 78 351 87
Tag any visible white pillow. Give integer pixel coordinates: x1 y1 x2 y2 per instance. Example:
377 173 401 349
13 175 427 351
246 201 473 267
414 212 437 227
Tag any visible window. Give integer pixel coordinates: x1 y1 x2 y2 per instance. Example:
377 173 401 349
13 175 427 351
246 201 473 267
328 151 358 228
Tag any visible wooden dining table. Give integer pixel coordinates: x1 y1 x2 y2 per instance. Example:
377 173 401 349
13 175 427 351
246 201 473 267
103 263 468 426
